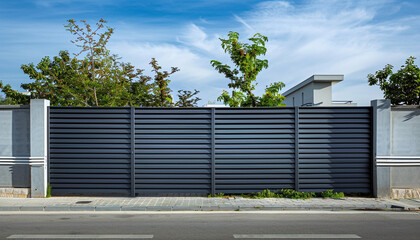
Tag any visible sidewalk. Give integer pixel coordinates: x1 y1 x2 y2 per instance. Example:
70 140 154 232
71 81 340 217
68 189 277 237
1 197 419 212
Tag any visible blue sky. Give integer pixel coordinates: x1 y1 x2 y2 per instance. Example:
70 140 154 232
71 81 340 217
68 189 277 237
1 0 420 105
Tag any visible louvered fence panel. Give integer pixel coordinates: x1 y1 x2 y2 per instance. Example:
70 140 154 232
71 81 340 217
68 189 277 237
214 108 296 193
49 108 131 195
135 108 212 194
298 107 372 193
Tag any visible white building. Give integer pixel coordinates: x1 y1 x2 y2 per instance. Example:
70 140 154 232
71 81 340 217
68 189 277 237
282 75 356 107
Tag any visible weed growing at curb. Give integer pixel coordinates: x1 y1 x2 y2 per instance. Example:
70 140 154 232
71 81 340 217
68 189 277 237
46 184 52 198
208 189 345 200
319 189 345 199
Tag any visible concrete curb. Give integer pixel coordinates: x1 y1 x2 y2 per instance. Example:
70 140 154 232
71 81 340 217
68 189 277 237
0 204 417 212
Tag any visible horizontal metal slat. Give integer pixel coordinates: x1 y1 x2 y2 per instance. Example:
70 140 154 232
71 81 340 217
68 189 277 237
50 108 131 114
216 174 294 179
50 118 131 124
299 129 370 134
51 144 131 149
216 164 294 169
49 159 131 164
136 189 210 193
136 160 210 164
136 144 210 149
216 169 294 174
216 179 294 184
50 114 130 118
216 134 294 139
299 178 370 183
51 129 131 134
216 144 294 149
50 124 130 129
50 139 131 144
216 129 294 134
52 184 130 189
51 153 131 159
135 134 210 139
136 179 210 184
135 149 211 154
136 139 211 144
216 124 294 129
216 184 294 189
135 154 210 159
136 174 210 179
216 119 295 124
215 109 295 114
136 169 211 174
50 133 130 139
215 159 294 164
50 163 130 169
51 149 130 154
215 114 294 119
135 109 211 114
136 184 210 189
216 154 295 159
299 143 370 148
136 124 210 129
299 108 371 113
299 149 370 153
136 119 211 124
52 179 130 184
135 164 210 169
50 174 130 179
135 114 210 119
299 163 370 168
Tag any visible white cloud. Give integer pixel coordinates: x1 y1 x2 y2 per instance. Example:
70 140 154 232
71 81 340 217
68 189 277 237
231 0 420 105
109 41 221 87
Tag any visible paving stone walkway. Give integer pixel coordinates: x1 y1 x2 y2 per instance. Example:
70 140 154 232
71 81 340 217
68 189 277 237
1 197 419 211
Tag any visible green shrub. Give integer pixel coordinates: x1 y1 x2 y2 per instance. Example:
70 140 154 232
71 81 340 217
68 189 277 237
278 189 315 199
319 189 345 198
253 189 279 198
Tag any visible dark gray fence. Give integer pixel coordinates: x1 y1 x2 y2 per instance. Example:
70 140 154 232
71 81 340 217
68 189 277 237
49 107 372 196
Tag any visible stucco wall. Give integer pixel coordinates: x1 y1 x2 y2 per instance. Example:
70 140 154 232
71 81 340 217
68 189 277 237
0 107 31 187
390 106 420 189
283 83 314 107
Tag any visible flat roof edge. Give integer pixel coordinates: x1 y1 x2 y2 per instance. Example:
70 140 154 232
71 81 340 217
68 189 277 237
282 74 344 96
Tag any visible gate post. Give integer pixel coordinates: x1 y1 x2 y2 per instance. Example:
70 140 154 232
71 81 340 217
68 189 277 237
371 99 391 198
294 107 300 191
130 107 136 197
211 108 216 196
30 99 50 198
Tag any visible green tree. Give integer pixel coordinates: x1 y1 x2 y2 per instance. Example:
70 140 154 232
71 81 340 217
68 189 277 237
210 31 285 107
368 56 420 105
148 58 179 107
175 89 201 107
0 19 200 107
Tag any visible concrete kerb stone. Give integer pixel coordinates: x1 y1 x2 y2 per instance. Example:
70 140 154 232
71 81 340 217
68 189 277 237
95 206 122 211
0 197 414 212
44 206 71 211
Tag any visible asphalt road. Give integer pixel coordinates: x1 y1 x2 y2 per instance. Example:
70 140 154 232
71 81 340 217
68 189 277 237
0 211 419 239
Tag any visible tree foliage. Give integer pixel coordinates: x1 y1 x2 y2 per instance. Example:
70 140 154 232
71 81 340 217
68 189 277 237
0 19 200 107
210 31 285 107
368 56 420 105
175 89 201 107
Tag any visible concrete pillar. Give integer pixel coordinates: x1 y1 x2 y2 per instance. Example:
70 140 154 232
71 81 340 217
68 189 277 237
30 99 49 198
371 99 391 198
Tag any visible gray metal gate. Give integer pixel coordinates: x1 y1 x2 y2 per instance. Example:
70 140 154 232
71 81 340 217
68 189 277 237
49 107 372 196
